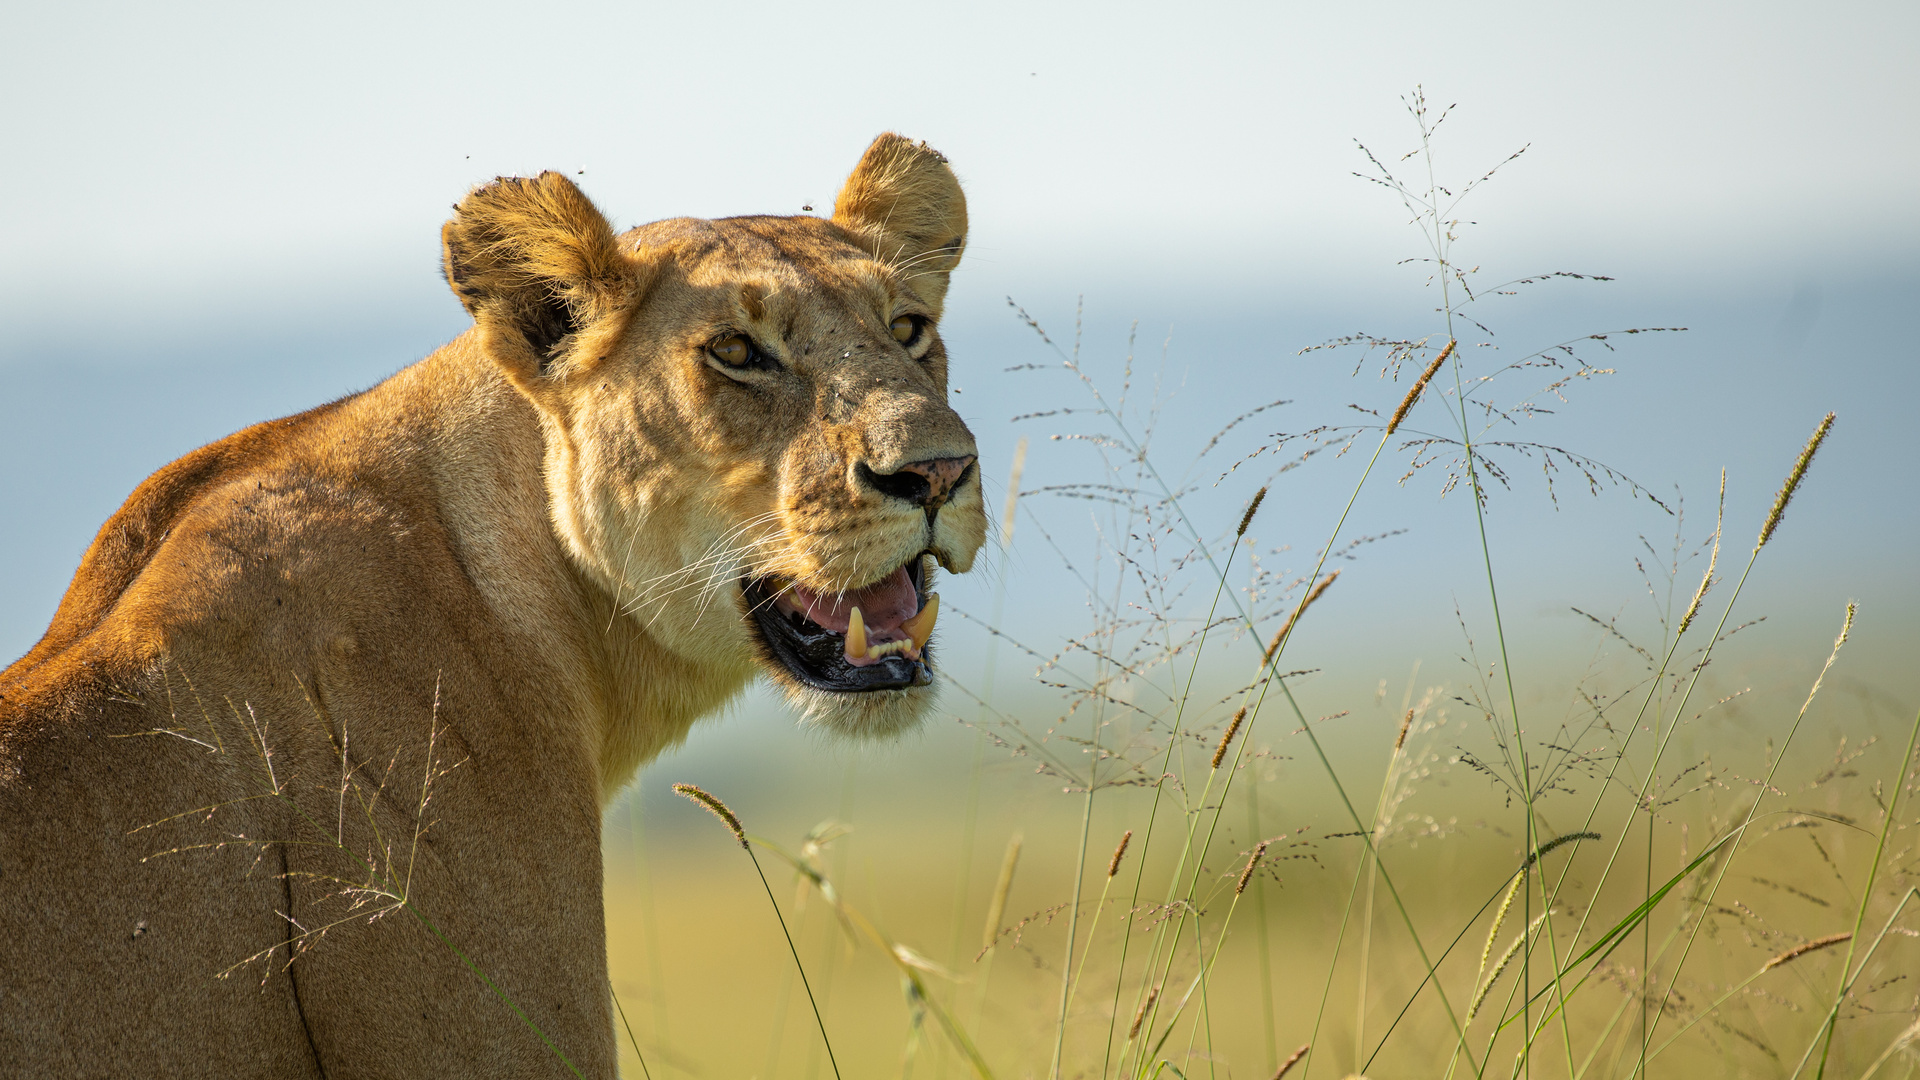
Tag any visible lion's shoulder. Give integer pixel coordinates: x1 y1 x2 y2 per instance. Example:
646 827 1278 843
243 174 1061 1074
0 395 373 713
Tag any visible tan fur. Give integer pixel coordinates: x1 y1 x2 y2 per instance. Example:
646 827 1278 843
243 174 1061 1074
0 133 983 1076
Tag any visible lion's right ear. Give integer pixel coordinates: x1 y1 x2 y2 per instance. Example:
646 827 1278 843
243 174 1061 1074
442 172 636 385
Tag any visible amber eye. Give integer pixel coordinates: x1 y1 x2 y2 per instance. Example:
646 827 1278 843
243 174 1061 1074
709 335 752 368
890 315 918 344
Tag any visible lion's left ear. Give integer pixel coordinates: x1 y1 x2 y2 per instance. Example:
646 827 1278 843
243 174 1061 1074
442 172 636 386
832 134 968 314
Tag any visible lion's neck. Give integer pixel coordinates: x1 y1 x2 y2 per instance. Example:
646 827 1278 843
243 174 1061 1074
389 336 752 802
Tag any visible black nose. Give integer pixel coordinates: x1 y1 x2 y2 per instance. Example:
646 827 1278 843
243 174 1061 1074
858 455 976 510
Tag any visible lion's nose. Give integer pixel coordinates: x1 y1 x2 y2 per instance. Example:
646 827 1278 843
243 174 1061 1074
859 455 977 511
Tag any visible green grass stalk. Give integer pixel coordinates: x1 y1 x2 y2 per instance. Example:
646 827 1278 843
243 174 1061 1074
1493 413 1839 1076
612 982 657 1080
627 789 672 1064
1160 384 1455 1077
1803 700 1920 1077
1795 888 1918 1079
1115 396 1442 1076
1051 500 1133 1080
748 847 840 1080
1633 602 1855 1065
674 784 842 1080
1060 831 1132 1039
1247 780 1279 1071
1100 503 1252 1078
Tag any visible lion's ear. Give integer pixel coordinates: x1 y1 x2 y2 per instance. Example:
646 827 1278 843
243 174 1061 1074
442 172 635 384
832 134 968 313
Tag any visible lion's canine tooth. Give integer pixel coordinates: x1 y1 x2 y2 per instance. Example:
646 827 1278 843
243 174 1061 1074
901 593 939 653
845 606 867 662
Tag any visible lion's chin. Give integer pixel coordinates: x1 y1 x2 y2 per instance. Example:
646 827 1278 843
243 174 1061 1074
776 680 937 740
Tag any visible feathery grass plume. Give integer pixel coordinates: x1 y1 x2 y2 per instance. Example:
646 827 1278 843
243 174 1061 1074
672 783 746 849
1107 830 1133 878
1001 436 1028 548
1393 708 1414 751
1128 987 1159 1040
1238 486 1269 537
1468 910 1550 1022
1478 872 1524 983
1384 339 1456 436
1236 841 1269 895
1263 569 1342 665
1756 411 1834 549
1678 468 1726 635
1762 932 1852 972
1273 1043 1310 1079
981 832 1022 952
1212 707 1247 770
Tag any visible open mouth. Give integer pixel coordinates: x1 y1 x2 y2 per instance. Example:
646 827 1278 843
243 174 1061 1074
743 554 940 693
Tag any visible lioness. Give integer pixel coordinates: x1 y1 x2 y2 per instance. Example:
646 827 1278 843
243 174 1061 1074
0 134 983 1076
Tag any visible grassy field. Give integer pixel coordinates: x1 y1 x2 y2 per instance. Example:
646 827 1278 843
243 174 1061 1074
597 93 1920 1080
605 698 1918 1079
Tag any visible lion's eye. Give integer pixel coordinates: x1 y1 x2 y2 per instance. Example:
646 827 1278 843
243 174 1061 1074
890 315 918 344
709 335 752 368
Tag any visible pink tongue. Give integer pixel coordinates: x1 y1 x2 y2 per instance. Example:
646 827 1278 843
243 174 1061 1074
782 567 919 636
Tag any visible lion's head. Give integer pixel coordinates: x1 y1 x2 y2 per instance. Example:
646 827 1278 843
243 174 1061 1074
439 135 984 737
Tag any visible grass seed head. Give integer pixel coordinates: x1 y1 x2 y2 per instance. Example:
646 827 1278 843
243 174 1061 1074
1678 469 1726 636
981 832 1022 952
1394 708 1414 751
1236 840 1268 895
1757 412 1834 549
672 783 746 849
1212 707 1247 770
1523 831 1601 871
1000 436 1028 547
1107 829 1133 878
1273 1043 1310 1079
1238 486 1269 537
1264 570 1341 666
1385 339 1456 436
1129 986 1159 1040
1762 931 1851 972
1470 910 1550 1022
1479 871 1524 979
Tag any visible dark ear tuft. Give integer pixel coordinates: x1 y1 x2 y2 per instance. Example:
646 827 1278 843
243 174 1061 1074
832 134 968 314
441 172 633 382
